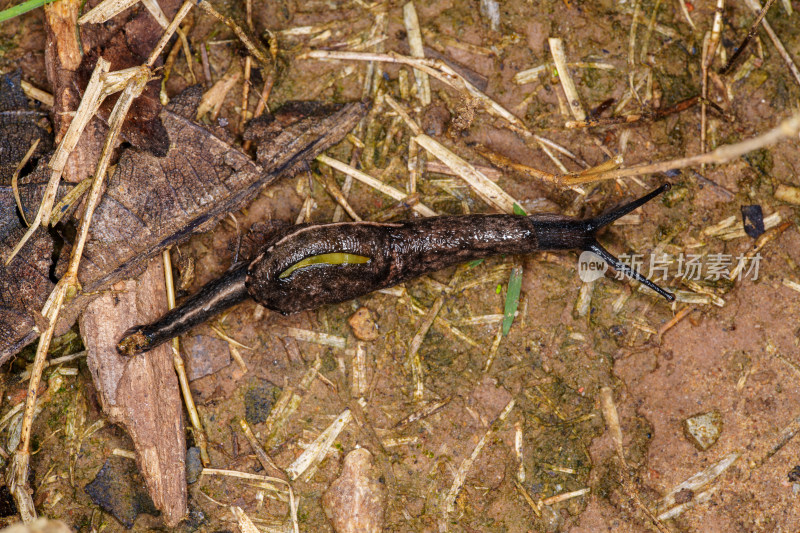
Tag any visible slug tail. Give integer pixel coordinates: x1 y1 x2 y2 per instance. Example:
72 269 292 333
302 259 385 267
586 183 671 232
587 241 675 301
116 264 250 355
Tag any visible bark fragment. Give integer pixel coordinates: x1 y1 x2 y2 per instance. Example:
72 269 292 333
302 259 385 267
79 258 186 527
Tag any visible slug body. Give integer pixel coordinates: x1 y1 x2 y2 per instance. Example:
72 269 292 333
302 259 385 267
118 185 673 355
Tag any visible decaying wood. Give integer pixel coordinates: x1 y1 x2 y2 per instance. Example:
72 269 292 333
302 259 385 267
79 258 186 527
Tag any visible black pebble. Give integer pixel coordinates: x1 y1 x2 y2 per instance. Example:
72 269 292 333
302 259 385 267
741 205 765 239
84 455 160 529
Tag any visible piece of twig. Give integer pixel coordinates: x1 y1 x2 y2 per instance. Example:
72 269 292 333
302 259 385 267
19 80 53 107
317 154 437 217
197 0 271 67
11 138 41 227
728 221 790 280
163 249 210 466
238 419 284 478
720 0 777 74
315 168 362 221
740 0 800 87
657 306 693 342
562 111 800 185
239 55 252 133
549 38 585 122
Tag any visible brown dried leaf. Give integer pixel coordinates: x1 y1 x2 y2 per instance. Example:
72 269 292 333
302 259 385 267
0 71 53 181
74 98 367 293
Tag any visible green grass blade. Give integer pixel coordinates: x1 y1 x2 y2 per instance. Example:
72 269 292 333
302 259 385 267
0 0 58 23
502 265 523 336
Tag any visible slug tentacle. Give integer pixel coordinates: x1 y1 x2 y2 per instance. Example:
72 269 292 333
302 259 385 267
117 184 674 356
584 241 674 301
581 183 675 301
583 183 671 233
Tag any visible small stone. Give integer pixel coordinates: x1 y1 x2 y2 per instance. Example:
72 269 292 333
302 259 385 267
347 307 380 341
181 504 207 531
183 334 231 381
683 410 723 451
322 448 386 533
84 455 160 528
674 488 694 504
244 382 278 426
185 447 203 485
420 101 451 137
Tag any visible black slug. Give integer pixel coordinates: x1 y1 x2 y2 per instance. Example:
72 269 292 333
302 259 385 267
117 184 674 355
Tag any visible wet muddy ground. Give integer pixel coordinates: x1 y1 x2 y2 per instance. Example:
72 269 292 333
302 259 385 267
1 0 800 531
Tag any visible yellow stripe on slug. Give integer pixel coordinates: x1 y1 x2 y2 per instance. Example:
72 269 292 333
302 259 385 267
278 253 371 279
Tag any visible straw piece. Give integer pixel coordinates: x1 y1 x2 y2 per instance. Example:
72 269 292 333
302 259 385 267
231 506 260 533
78 0 139 24
775 183 800 205
11 139 40 227
675 0 697 29
658 452 740 511
196 65 241 120
317 154 436 217
541 488 590 506
286 409 353 480
514 61 614 85
284 327 347 350
19 81 53 107
413 134 519 213
403 3 430 105
549 38 586 121
782 279 800 294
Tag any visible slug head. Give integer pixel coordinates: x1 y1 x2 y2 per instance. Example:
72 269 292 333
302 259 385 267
116 327 153 356
581 184 674 301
